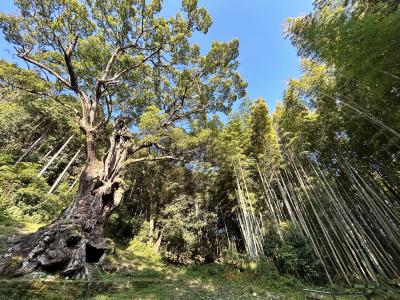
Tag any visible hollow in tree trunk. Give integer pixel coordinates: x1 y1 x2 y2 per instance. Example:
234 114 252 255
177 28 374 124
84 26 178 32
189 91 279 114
1 121 130 278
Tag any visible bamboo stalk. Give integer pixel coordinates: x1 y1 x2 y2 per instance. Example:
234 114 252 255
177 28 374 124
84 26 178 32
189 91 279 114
38 133 74 177
49 148 82 194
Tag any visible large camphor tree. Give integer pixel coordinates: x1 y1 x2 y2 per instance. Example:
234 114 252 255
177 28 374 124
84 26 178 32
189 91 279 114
0 0 246 277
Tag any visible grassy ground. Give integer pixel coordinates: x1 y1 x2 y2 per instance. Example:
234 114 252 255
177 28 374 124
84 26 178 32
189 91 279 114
0 218 399 300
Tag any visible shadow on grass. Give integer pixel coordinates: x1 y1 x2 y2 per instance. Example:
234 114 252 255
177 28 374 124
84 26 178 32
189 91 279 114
0 253 258 299
86 257 287 300
0 222 289 299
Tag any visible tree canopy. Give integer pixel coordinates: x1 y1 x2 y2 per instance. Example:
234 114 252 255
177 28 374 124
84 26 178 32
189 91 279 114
0 0 399 296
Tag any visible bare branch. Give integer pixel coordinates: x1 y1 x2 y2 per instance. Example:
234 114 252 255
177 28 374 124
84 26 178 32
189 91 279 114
170 104 209 123
1 79 79 115
17 53 73 90
130 140 156 154
63 35 80 93
110 48 162 82
101 49 120 82
124 155 184 166
95 93 114 129
96 6 149 100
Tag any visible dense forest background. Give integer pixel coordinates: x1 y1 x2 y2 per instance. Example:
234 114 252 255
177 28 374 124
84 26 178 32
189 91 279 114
0 0 399 298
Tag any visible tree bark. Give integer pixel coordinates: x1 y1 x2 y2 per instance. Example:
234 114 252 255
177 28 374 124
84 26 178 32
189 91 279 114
1 120 131 278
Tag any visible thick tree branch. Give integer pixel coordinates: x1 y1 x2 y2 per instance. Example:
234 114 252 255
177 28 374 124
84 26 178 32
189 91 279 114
124 155 184 166
3 81 79 115
95 47 161 101
130 140 159 154
63 34 80 92
17 53 73 90
95 93 114 129
16 35 91 127
95 6 150 100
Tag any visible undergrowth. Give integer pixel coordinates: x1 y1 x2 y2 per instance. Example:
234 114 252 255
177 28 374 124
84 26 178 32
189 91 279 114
0 218 399 300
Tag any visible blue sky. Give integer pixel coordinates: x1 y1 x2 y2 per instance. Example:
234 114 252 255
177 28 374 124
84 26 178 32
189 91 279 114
0 0 313 112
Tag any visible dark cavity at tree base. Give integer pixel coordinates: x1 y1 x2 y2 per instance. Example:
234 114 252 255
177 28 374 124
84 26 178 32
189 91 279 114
0 221 110 278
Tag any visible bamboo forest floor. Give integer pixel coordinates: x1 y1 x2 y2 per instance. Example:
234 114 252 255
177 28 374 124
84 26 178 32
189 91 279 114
1 218 400 300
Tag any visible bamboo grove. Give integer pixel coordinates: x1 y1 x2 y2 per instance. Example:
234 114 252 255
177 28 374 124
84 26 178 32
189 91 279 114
0 0 399 286
231 0 400 285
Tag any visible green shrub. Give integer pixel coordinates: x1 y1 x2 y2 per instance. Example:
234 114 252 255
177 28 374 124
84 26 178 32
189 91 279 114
106 204 136 243
15 186 44 206
0 153 13 166
220 248 246 269
263 223 325 283
253 257 279 280
127 222 161 262
160 194 217 265
0 158 71 222
0 190 8 220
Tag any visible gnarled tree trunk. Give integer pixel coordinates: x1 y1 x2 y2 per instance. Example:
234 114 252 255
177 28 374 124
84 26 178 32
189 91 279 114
1 120 130 278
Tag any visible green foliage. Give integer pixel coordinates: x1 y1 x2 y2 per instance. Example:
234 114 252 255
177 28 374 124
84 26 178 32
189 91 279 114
284 0 400 167
263 224 324 283
0 157 73 223
252 258 280 280
265 225 321 282
248 98 281 173
0 0 246 139
106 204 136 244
0 60 51 93
127 222 161 262
213 112 251 167
160 194 217 265
287 2 400 95
0 193 7 220
275 8 400 283
0 153 12 167
218 248 246 269
0 0 398 291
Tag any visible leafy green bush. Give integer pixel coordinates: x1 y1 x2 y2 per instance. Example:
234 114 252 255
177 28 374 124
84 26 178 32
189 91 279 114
0 157 72 222
0 153 13 166
15 186 45 206
160 194 217 265
127 222 161 262
106 204 137 243
0 189 7 220
219 248 246 269
263 223 324 283
252 258 279 280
